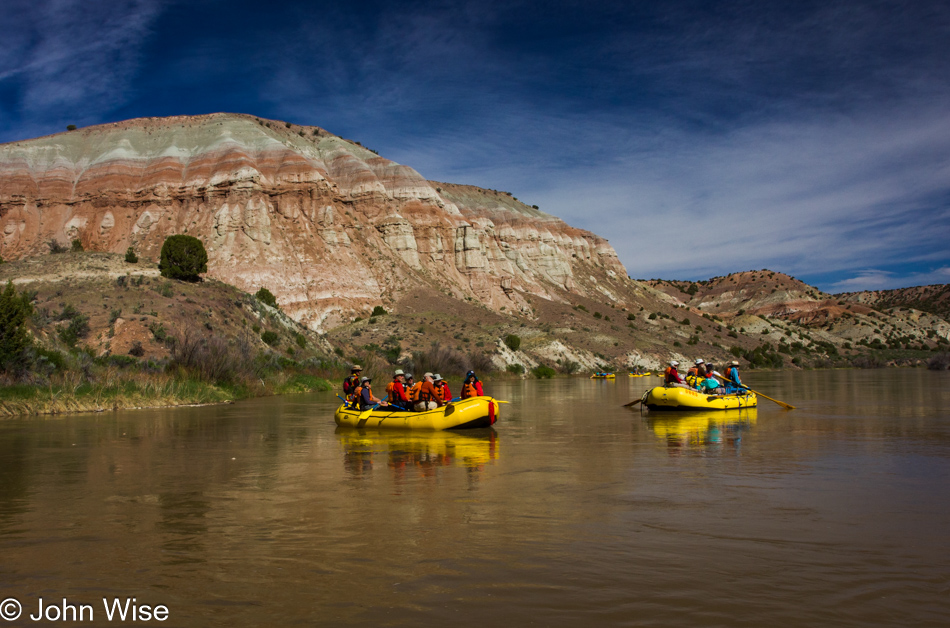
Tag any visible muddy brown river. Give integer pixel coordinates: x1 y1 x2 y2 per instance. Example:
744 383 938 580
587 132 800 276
1 369 948 626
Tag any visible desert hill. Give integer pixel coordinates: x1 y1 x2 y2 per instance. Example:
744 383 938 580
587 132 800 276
1 115 948 374
840 284 950 320
0 113 624 332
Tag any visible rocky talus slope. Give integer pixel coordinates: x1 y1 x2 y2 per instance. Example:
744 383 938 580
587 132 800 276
647 272 950 363
0 114 624 332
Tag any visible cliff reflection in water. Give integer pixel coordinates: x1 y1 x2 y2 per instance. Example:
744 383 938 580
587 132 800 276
336 428 499 483
645 409 757 455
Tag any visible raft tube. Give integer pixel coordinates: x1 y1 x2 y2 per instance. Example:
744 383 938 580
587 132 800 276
641 386 757 411
335 396 500 431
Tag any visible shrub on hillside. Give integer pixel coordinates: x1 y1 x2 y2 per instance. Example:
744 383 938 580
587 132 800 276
48 240 67 254
532 365 556 379
371 306 388 316
159 235 207 281
852 355 885 369
125 247 138 263
506 363 525 375
928 353 950 371
261 330 279 346
504 334 521 351
71 239 83 252
255 287 278 308
0 281 34 374
58 313 90 347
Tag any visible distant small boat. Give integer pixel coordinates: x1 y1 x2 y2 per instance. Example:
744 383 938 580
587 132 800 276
628 372 652 377
590 373 616 379
641 386 757 411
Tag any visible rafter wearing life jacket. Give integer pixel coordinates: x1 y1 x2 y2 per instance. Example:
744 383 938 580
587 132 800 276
461 371 484 399
665 362 685 385
343 366 362 401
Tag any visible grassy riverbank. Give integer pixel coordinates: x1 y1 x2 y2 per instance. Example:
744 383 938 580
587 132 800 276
0 369 333 417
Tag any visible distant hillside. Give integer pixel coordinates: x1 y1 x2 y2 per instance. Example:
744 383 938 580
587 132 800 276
839 284 950 320
1 115 948 375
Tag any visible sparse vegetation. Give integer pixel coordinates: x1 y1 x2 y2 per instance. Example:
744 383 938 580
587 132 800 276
504 334 521 351
125 247 138 263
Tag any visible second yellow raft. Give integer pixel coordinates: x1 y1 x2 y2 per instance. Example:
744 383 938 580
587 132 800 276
641 386 757 411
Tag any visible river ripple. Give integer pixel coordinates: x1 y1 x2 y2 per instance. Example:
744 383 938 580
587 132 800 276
1 369 948 626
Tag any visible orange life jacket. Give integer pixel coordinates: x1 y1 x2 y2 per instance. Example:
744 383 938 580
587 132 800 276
408 382 422 402
386 380 407 402
435 382 450 402
350 385 364 409
461 382 478 399
664 367 681 385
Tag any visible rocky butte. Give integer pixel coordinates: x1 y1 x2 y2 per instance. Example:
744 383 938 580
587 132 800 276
0 113 628 332
2 113 948 372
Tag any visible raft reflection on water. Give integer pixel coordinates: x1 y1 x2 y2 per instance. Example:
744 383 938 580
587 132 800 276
645 409 757 456
337 428 499 480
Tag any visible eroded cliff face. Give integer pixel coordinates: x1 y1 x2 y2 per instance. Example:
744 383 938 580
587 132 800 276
0 114 628 330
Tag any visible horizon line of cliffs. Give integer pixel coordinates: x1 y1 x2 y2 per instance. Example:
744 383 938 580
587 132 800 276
0 113 627 330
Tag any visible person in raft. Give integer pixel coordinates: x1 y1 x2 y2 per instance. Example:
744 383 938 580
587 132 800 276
433 374 451 404
460 371 484 399
415 373 443 411
696 368 723 394
386 369 411 411
351 377 388 411
664 360 689 389
406 374 421 406
342 364 362 401
725 360 744 393
687 358 705 379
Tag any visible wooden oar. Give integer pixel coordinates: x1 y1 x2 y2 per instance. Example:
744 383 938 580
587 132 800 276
725 377 795 410
622 398 642 407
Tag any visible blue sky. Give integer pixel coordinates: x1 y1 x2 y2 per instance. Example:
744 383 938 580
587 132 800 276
1 0 949 292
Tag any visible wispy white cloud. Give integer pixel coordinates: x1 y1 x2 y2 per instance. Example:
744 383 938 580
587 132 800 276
828 267 950 293
0 0 168 131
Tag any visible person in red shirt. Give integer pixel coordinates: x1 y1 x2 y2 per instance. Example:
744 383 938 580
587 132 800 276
664 360 689 388
385 369 410 411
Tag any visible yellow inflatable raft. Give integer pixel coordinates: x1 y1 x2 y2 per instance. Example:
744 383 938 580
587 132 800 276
641 386 757 411
335 396 500 431
628 372 652 377
590 373 616 379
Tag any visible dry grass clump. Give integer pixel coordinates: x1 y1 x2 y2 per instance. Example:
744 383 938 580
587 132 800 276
404 345 493 377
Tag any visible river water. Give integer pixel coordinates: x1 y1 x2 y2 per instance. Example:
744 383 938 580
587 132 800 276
1 370 948 627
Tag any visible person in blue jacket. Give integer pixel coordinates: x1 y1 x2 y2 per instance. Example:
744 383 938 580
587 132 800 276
725 360 744 393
